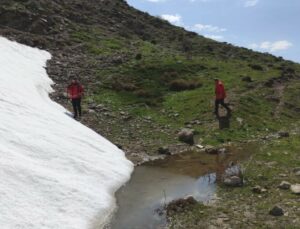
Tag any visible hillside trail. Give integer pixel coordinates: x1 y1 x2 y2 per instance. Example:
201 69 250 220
227 79 287 120
273 83 286 118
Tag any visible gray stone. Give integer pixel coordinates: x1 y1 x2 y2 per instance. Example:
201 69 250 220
241 76 253 82
236 117 243 126
252 185 267 194
278 131 290 138
224 164 243 178
158 146 170 155
291 184 300 194
278 181 291 190
293 167 300 172
178 128 194 145
205 146 219 154
269 206 284 216
223 176 243 187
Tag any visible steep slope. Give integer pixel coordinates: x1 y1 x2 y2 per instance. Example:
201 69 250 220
1 0 300 163
0 37 133 229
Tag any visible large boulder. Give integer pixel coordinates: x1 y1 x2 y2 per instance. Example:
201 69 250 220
222 165 244 187
178 128 194 145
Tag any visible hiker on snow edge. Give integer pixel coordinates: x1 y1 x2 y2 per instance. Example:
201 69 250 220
67 78 84 119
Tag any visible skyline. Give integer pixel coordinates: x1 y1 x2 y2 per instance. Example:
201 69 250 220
126 0 299 63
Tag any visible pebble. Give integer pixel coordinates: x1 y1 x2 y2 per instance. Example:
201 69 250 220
278 181 291 190
269 206 284 216
291 184 300 194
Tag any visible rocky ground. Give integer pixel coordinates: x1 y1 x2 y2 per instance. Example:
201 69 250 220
166 132 300 228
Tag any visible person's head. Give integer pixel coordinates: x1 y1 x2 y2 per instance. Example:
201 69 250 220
71 78 78 84
214 78 219 84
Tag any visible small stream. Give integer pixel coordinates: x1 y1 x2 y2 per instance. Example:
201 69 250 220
109 144 255 229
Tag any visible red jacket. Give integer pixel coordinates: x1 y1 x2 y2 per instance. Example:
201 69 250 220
67 83 84 99
215 80 226 100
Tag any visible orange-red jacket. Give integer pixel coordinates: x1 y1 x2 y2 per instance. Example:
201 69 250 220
67 83 84 99
215 80 226 100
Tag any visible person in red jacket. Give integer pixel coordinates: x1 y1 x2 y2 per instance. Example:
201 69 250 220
67 78 84 119
214 78 230 116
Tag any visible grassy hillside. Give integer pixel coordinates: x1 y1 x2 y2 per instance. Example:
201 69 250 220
0 0 300 163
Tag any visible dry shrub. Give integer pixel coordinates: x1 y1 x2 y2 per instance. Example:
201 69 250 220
134 89 151 97
112 81 137 91
249 64 264 71
162 71 179 82
169 79 202 91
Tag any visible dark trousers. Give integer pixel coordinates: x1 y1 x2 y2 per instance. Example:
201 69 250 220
215 99 230 114
71 98 82 118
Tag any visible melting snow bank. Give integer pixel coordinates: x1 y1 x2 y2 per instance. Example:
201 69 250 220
0 37 133 229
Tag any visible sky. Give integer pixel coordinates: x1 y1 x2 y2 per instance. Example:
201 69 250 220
126 0 300 63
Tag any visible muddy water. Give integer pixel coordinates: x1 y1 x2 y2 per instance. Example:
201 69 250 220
109 144 255 229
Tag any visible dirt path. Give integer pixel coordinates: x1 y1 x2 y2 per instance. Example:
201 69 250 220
273 83 286 118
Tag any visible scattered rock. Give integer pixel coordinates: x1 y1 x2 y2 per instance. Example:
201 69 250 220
178 128 194 145
166 196 197 215
185 124 193 128
191 120 201 125
293 167 300 172
266 161 277 167
112 56 123 64
236 117 243 126
293 167 300 176
158 146 171 155
223 176 243 187
205 146 219 154
115 144 123 149
241 76 253 82
218 148 227 154
278 131 290 138
278 181 291 190
291 184 300 194
252 185 267 194
269 206 284 216
196 144 204 149
244 211 255 219
222 164 244 187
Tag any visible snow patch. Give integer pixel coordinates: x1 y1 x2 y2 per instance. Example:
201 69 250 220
0 37 133 229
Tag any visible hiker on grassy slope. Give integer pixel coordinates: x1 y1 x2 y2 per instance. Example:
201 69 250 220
67 78 84 119
214 78 231 116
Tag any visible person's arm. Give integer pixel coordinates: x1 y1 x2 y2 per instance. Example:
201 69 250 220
79 85 84 97
67 86 72 99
